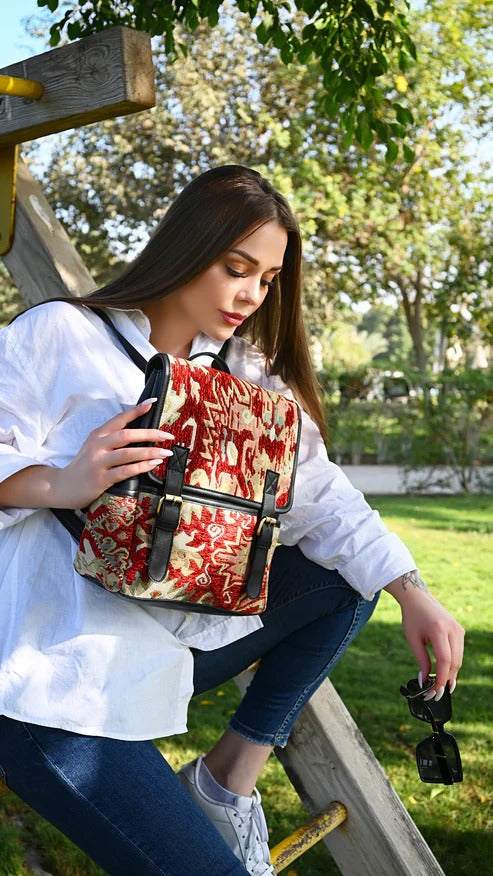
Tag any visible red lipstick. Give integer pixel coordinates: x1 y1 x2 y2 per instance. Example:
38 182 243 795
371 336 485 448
220 311 246 326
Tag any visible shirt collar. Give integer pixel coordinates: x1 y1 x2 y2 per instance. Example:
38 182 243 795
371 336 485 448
189 333 224 358
110 307 152 340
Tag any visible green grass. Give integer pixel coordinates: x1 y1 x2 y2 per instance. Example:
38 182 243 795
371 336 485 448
1 495 492 875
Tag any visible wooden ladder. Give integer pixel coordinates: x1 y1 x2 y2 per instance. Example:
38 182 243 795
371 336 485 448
0 674 445 876
236 670 446 875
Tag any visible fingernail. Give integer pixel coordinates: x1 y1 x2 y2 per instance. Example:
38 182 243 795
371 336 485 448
434 685 445 702
157 431 174 440
140 397 158 405
158 449 172 457
149 459 163 466
418 671 423 689
449 679 457 694
423 689 436 701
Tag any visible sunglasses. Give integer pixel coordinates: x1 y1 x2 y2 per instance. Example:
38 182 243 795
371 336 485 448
400 676 463 785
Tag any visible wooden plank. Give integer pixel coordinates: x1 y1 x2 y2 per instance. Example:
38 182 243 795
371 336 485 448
2 159 95 304
0 27 155 146
236 672 445 876
278 680 445 875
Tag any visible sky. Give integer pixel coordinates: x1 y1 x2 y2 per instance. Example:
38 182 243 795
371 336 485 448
1 0 48 68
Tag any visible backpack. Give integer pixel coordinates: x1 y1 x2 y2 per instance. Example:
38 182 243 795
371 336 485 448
54 308 301 616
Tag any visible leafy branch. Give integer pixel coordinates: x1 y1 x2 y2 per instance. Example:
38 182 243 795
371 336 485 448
37 0 417 156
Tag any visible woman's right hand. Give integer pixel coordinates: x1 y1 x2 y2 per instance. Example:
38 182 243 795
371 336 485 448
53 398 174 509
0 400 174 513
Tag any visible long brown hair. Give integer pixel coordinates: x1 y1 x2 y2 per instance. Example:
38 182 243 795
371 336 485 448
83 165 326 438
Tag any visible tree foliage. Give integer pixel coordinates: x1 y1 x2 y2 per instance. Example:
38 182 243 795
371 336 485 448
25 0 492 376
321 0 493 372
37 0 417 154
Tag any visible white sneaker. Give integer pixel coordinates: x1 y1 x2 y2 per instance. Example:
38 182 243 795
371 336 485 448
178 755 276 876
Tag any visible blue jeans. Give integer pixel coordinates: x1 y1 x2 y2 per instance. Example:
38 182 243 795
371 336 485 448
193 545 379 746
0 546 379 874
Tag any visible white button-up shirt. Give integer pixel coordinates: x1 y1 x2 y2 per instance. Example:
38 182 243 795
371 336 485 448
0 302 415 739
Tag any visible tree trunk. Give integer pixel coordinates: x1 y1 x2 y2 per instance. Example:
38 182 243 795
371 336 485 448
393 272 428 375
402 283 426 372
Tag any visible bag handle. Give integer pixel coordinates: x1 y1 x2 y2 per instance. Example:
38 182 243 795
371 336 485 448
188 350 230 373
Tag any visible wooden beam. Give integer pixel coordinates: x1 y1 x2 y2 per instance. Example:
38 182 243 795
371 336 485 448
2 159 95 304
278 681 446 875
0 27 155 147
236 672 445 876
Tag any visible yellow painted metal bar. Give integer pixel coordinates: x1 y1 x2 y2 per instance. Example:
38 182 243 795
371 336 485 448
0 144 18 255
0 74 44 100
0 76 43 254
271 802 348 873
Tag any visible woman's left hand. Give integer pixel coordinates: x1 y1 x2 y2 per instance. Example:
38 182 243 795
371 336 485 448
385 571 465 701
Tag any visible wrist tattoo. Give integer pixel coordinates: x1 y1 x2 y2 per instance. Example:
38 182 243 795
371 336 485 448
401 570 429 593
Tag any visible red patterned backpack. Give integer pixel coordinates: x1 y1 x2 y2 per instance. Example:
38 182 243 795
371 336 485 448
54 308 301 616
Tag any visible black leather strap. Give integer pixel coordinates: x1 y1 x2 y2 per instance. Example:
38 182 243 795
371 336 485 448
259 470 279 521
246 470 279 600
92 307 148 372
148 446 189 582
245 519 276 600
188 345 230 373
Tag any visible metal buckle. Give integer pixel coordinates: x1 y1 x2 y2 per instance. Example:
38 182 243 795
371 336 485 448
157 494 183 514
256 516 277 536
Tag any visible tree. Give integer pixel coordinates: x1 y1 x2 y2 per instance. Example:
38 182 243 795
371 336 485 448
311 0 493 373
358 304 412 369
28 16 349 296
37 0 417 155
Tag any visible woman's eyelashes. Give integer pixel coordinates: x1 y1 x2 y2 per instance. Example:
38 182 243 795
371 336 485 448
225 265 246 279
225 264 275 290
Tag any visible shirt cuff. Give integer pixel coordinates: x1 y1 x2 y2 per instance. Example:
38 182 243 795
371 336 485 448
336 532 416 600
292 531 416 601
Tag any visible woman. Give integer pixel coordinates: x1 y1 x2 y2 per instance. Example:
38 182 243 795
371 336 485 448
0 166 463 876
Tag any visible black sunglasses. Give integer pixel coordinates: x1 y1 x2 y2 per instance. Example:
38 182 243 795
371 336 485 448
400 676 463 785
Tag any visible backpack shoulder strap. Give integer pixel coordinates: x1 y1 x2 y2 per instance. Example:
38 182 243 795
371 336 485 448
93 307 230 372
91 307 147 373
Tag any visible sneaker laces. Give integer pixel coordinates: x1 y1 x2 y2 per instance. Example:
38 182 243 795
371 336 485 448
232 789 275 876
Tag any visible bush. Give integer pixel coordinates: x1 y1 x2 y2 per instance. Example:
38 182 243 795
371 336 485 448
326 399 403 465
402 368 493 490
323 367 493 489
